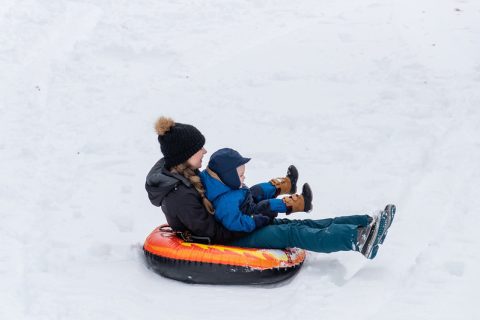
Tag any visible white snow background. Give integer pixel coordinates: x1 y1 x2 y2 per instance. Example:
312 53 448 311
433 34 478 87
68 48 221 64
1 0 479 319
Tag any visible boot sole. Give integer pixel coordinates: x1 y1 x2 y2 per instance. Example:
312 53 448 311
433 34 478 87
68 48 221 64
379 204 396 244
364 211 389 259
287 165 298 194
369 245 380 259
361 220 378 256
302 183 313 212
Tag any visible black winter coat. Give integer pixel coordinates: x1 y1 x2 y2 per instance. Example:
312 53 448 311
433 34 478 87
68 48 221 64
145 158 245 244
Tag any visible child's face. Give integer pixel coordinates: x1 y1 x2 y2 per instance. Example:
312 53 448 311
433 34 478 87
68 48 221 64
237 165 246 187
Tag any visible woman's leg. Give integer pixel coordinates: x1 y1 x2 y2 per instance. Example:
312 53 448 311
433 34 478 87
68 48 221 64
228 222 358 253
274 215 371 229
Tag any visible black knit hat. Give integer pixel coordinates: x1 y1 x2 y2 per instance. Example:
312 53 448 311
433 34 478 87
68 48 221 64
155 117 205 169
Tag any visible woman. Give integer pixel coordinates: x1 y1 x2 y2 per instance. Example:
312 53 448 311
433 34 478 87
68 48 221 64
145 117 395 259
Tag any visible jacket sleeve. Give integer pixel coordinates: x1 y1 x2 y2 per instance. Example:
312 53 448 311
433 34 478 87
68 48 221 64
214 193 256 233
168 188 245 244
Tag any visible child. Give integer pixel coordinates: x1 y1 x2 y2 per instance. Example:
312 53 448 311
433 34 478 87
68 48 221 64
199 148 313 232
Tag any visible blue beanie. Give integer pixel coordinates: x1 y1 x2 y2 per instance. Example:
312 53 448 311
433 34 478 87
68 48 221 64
208 148 251 189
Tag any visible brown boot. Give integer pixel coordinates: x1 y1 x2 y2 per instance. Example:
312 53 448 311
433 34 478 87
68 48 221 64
270 177 292 196
270 165 298 196
282 183 313 214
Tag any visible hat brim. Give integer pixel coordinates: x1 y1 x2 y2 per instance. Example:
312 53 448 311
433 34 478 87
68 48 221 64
238 157 251 166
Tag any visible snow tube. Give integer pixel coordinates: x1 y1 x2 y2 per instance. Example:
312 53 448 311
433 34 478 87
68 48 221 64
143 225 306 285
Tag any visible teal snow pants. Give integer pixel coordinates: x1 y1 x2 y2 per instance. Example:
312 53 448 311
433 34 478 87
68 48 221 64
228 215 371 253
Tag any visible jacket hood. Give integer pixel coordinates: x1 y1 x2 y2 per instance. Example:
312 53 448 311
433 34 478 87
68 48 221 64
199 170 232 202
145 158 192 207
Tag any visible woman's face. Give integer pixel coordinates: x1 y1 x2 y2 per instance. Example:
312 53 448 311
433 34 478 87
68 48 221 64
187 147 207 169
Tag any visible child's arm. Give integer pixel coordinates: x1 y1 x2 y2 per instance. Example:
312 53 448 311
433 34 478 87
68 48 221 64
215 197 257 232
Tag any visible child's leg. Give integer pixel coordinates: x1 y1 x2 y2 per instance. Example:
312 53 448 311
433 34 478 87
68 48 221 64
228 222 358 253
252 199 288 216
249 182 277 203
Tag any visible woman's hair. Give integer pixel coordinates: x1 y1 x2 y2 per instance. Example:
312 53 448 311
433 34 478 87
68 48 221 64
171 163 215 215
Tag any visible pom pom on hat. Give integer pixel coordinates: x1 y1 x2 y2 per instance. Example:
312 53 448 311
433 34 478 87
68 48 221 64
155 117 175 136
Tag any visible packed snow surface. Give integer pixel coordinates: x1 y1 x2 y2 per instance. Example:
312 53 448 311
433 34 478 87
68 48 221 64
1 0 479 319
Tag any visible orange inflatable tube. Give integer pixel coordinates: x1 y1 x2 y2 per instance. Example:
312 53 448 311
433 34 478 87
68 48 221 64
143 225 306 285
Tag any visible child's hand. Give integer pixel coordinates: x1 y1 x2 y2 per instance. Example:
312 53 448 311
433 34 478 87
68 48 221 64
253 202 278 219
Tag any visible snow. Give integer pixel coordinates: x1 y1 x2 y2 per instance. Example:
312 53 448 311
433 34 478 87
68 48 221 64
1 0 479 319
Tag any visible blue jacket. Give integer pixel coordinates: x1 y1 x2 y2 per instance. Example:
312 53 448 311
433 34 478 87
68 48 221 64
199 170 256 232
